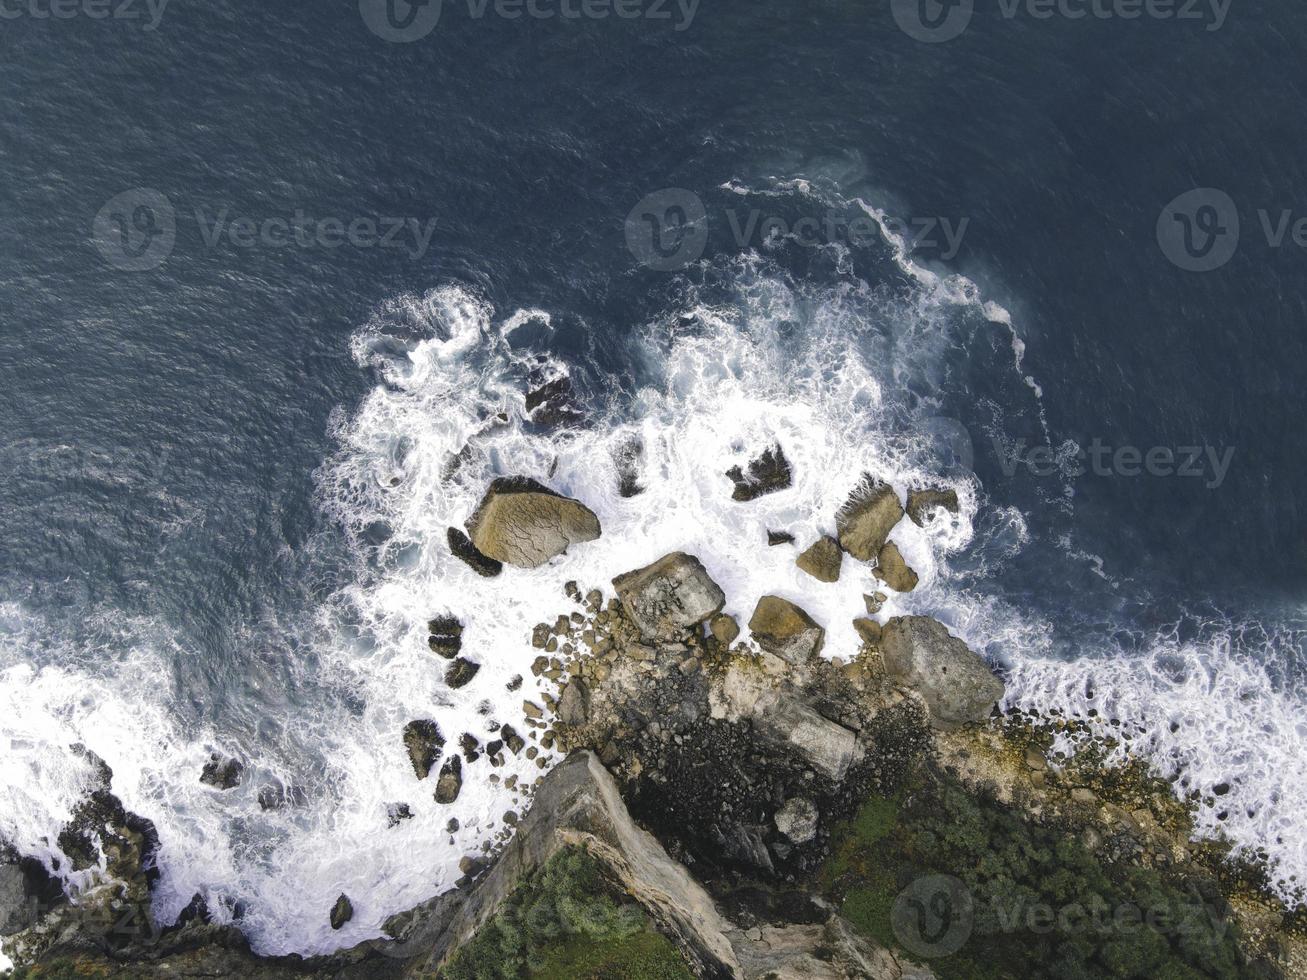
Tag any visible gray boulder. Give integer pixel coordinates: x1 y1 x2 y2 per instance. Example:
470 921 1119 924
774 798 819 844
880 617 1004 729
756 696 857 781
835 478 903 562
612 552 726 642
466 477 600 568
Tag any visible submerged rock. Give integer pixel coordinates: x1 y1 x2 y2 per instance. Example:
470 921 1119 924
880 616 1004 729
613 436 645 498
386 803 414 828
447 526 503 578
524 375 583 429
403 720 444 780
725 445 793 502
748 596 825 664
435 756 463 804
795 535 843 583
200 754 243 791
767 529 796 546
873 540 919 593
906 486 960 526
612 552 726 642
329 894 353 930
465 477 600 568
835 477 903 561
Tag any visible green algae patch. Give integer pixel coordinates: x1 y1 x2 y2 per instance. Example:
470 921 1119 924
531 928 693 980
441 847 693 980
819 770 1260 979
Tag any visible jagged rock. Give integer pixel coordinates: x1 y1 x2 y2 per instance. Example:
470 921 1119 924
906 487 959 526
774 797 819 844
403 720 444 779
767 530 796 546
396 752 741 977
524 374 583 428
614 436 645 498
445 657 481 689
835 477 903 561
428 615 464 658
796 536 843 583
387 803 414 827
200 754 243 790
880 616 1004 729
748 596 825 665
557 679 591 726
465 477 600 568
726 445 793 502
873 541 918 593
612 552 726 642
710 613 740 646
864 592 887 615
1 850 61 937
329 894 353 930
176 892 212 928
435 756 463 804
852 618 882 647
447 527 503 578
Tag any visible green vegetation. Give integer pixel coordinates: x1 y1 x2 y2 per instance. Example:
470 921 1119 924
821 774 1257 979
441 847 693 980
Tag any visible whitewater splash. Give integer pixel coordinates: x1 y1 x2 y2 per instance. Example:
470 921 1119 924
2 182 1306 960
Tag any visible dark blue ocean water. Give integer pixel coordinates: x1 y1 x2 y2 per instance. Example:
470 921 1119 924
3 0 1306 953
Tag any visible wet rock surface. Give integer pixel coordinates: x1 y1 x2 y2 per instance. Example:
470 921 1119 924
725 445 793 502
835 477 903 562
796 535 843 583
611 551 726 642
748 595 825 665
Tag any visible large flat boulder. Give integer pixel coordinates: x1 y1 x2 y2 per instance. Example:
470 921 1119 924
749 596 825 664
466 477 600 568
612 552 726 642
873 541 918 593
880 617 1004 729
835 478 904 562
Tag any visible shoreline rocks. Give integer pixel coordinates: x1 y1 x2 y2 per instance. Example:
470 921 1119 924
725 445 792 502
872 540 918 593
835 477 904 562
880 616 1004 729
748 595 825 665
795 535 842 583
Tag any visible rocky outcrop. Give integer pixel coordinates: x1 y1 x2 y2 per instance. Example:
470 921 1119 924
880 616 1004 729
905 487 959 527
330 894 353 930
465 477 600 568
873 541 918 593
444 657 480 689
835 478 903 562
612 552 726 642
796 536 842 583
435 756 463 804
403 720 444 780
726 445 792 502
446 527 503 578
394 751 741 977
426 616 464 659
748 596 825 664
200 754 243 790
